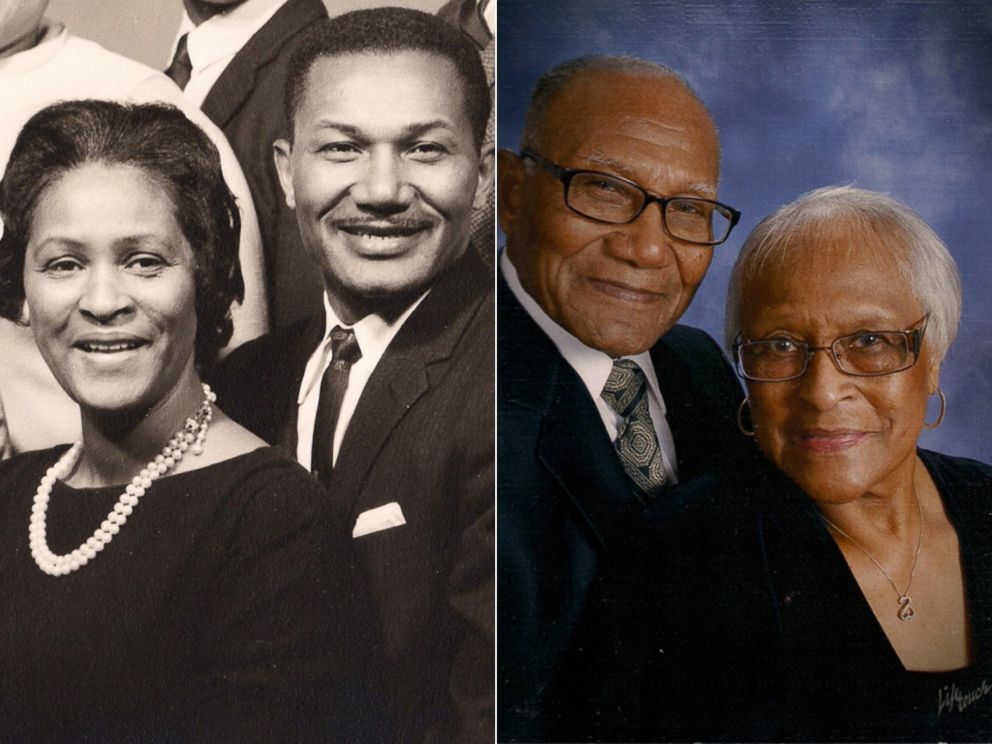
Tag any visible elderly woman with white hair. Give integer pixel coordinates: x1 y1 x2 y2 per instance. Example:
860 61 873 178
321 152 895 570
638 186 992 741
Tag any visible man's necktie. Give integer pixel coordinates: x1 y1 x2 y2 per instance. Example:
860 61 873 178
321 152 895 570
311 326 362 483
164 34 192 90
601 359 668 501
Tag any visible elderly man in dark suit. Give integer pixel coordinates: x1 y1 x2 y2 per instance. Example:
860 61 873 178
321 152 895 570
166 0 328 328
210 8 494 743
496 55 750 742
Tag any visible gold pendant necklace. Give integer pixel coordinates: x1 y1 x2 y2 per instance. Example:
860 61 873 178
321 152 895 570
819 490 925 622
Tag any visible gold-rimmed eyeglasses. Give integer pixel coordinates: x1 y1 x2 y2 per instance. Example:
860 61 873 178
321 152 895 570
733 314 930 382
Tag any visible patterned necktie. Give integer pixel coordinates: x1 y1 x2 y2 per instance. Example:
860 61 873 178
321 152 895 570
164 34 192 90
311 326 362 483
601 359 668 500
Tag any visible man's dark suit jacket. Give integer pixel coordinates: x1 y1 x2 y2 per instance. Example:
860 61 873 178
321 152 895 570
211 250 494 744
497 273 747 742
199 0 327 328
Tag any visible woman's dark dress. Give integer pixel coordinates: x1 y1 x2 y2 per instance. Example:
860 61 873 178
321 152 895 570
0 445 376 743
641 447 992 742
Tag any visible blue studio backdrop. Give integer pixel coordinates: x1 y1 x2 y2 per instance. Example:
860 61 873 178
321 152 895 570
498 0 992 462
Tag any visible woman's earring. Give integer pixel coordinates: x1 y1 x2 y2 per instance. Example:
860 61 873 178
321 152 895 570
737 398 755 437
923 387 946 430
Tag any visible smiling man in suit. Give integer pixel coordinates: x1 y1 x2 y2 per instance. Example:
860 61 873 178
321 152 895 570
497 56 749 741
210 8 494 743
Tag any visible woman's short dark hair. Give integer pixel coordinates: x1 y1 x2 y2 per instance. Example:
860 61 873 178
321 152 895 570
0 99 244 367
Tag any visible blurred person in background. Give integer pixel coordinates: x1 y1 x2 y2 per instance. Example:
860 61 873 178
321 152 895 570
438 0 495 261
166 0 328 328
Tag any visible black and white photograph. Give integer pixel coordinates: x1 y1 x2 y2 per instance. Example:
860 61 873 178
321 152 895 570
0 0 494 740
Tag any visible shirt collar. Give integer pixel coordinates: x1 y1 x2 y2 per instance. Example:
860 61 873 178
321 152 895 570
173 0 288 72
297 288 430 405
500 250 667 412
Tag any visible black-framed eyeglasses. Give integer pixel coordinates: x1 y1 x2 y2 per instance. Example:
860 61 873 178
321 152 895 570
520 149 741 246
733 314 930 382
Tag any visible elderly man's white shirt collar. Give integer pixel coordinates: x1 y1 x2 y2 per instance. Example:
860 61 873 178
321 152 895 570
500 251 678 480
170 0 288 106
296 288 429 468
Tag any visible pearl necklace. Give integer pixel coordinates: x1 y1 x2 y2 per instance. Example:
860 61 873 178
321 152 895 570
29 383 216 576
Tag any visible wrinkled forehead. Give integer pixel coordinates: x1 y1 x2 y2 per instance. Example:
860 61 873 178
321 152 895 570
531 71 718 159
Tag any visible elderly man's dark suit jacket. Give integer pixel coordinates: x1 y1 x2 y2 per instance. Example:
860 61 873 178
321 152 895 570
497 273 748 742
211 251 494 743
199 0 327 328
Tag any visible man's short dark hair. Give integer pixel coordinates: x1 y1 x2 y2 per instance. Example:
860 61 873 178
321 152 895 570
0 99 244 368
285 7 490 147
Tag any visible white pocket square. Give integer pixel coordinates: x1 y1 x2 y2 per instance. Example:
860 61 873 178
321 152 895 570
352 502 407 538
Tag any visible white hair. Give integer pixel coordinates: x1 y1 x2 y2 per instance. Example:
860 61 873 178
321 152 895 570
725 185 962 362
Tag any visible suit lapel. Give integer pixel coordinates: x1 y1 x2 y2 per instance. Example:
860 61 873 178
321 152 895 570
440 0 492 48
650 337 698 476
650 328 744 481
200 0 327 128
536 372 645 555
498 275 639 555
272 314 324 453
331 252 491 516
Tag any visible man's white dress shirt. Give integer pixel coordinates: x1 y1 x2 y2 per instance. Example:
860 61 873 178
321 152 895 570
296 291 429 469
500 252 679 482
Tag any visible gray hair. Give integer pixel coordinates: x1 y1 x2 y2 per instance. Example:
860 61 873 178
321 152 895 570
725 185 962 363
519 55 706 151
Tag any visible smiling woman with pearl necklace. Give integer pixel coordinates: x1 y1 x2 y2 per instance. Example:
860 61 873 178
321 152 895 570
0 99 378 742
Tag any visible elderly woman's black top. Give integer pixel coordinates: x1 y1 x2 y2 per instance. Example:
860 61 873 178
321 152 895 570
636 445 992 742
0 446 380 743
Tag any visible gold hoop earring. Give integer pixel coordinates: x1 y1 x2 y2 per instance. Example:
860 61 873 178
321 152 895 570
923 387 946 430
737 398 755 437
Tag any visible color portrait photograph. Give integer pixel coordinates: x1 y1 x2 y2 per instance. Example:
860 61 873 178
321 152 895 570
496 1 992 740
0 0 494 740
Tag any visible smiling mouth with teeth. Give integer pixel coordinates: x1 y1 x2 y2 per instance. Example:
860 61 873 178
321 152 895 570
338 223 429 239
352 232 408 240
77 341 145 353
